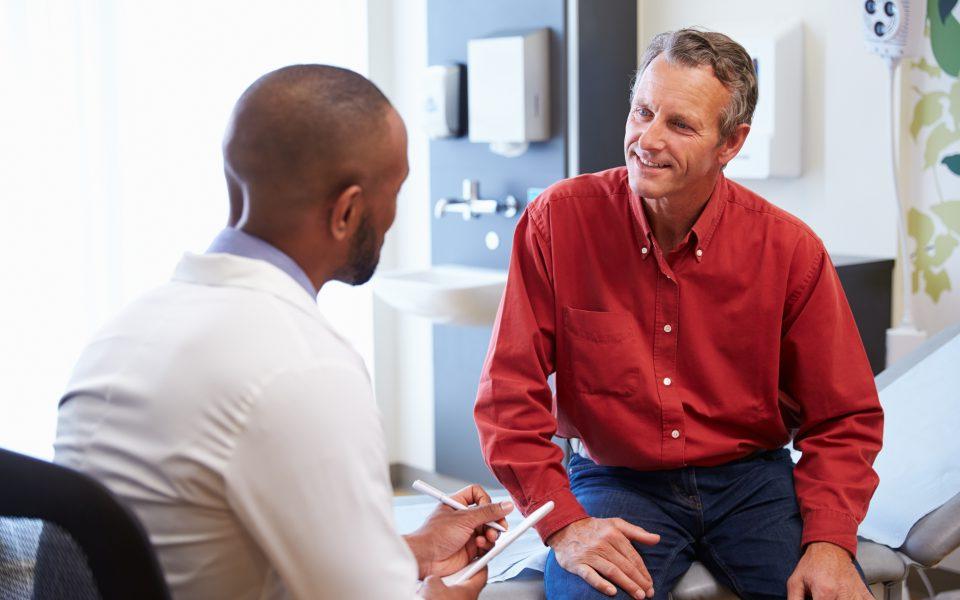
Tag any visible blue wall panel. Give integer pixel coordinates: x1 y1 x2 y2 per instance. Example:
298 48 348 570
428 0 566 485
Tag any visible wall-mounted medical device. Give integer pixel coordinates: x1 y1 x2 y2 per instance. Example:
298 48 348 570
862 0 924 61
725 22 803 180
467 28 550 157
423 64 464 139
862 0 928 360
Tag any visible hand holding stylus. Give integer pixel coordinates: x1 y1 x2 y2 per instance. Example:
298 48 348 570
413 480 508 532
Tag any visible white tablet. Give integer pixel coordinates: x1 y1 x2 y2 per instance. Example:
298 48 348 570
441 500 555 586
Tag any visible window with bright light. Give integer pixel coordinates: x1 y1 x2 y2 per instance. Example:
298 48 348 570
0 1 372 458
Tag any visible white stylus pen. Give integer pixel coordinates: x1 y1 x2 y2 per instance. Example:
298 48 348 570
411 479 508 533
447 500 555 586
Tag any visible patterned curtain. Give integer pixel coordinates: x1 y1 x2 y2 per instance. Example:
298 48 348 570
904 0 960 332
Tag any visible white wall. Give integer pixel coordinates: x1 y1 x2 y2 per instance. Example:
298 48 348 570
368 0 436 470
638 0 899 260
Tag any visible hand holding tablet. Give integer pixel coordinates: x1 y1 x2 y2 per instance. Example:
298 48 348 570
441 500 555 586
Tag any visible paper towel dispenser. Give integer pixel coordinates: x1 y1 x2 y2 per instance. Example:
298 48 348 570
467 28 550 157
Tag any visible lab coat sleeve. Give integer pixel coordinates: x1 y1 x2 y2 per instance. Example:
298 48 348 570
222 363 420 600
779 239 885 557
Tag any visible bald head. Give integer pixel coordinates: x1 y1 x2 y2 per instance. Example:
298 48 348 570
223 65 393 220
221 65 408 291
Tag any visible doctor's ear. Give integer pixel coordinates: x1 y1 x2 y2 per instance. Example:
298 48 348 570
328 184 364 242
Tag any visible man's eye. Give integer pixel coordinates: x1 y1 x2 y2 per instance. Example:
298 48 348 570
636 107 652 117
673 121 689 130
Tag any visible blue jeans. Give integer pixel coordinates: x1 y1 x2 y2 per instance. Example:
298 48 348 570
544 448 861 599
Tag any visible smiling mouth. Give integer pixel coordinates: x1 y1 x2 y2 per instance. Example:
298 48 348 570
637 156 669 169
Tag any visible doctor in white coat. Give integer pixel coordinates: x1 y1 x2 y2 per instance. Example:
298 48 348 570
54 65 511 600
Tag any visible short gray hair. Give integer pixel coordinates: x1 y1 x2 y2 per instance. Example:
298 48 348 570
632 28 758 141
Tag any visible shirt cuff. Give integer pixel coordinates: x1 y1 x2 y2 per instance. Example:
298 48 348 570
531 486 590 543
800 508 861 557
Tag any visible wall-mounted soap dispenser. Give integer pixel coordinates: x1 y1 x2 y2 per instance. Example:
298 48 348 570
423 64 464 139
466 28 550 157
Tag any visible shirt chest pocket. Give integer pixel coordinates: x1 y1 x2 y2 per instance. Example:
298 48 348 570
561 307 641 397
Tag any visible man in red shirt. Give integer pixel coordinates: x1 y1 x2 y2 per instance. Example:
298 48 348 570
475 29 883 600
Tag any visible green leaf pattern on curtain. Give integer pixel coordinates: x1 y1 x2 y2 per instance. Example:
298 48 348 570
906 2 960 302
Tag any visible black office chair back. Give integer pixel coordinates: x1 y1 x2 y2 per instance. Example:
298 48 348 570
0 447 170 600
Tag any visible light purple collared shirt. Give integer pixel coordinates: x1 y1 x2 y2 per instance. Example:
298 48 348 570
206 228 317 299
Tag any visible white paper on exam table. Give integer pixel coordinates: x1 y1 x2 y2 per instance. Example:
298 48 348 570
394 495 550 583
857 332 960 548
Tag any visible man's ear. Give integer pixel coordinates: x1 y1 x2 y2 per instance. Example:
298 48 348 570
327 184 363 242
718 123 751 168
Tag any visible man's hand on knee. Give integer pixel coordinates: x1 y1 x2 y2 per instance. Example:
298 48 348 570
787 542 874 600
547 517 660 599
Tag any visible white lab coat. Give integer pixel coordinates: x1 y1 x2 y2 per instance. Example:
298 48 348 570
54 253 419 600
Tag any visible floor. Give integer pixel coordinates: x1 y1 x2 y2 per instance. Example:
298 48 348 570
390 462 470 497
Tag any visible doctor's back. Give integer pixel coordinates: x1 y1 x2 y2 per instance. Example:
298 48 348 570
54 251 416 599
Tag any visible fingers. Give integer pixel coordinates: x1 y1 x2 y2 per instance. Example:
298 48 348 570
613 519 661 546
458 565 488 596
608 534 654 595
574 563 618 597
786 575 805 600
451 484 493 508
592 556 650 600
460 499 514 529
418 567 488 600
418 575 445 598
553 519 656 599
474 534 487 550
452 484 510 532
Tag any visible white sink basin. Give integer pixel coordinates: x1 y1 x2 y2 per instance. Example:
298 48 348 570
373 264 508 327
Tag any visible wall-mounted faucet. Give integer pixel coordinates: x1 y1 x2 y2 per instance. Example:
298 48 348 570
434 179 519 220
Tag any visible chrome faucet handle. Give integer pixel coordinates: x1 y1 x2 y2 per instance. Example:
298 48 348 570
433 179 522 220
462 179 479 201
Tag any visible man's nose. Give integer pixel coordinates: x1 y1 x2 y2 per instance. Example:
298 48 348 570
638 118 666 153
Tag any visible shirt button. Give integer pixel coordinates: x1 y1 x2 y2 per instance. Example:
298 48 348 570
641 247 649 255
663 377 672 386
671 429 680 439
663 324 672 333
696 249 703 257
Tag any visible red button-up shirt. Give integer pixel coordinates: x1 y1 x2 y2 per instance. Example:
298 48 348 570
475 168 883 556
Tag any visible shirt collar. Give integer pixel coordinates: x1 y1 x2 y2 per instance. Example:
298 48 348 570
206 228 317 299
627 172 728 263
687 172 727 258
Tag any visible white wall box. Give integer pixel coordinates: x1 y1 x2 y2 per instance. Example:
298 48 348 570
467 28 550 154
726 22 804 179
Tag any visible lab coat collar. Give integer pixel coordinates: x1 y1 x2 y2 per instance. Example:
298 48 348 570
172 253 321 319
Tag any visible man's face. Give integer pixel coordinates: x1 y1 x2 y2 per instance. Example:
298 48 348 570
344 110 408 285
624 55 732 201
